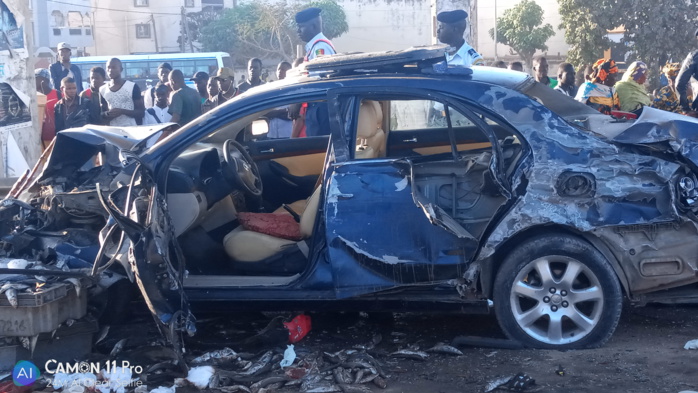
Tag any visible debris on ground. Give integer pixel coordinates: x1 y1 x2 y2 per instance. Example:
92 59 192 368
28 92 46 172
555 365 565 376
683 339 698 350
191 347 241 365
185 365 217 389
452 336 524 349
280 345 297 367
425 343 463 356
284 314 312 343
485 373 537 392
149 386 176 393
389 349 428 361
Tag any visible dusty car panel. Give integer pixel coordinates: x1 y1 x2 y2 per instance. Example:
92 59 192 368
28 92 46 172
4 47 698 351
325 161 477 298
467 83 698 299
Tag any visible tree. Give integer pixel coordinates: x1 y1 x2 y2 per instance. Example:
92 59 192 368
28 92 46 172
557 0 615 68
620 0 698 89
488 0 555 69
197 0 348 65
558 0 698 89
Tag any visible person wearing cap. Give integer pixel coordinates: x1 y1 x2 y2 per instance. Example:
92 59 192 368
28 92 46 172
144 62 173 108
49 42 83 98
436 10 484 67
676 30 698 112
212 67 239 107
191 71 210 104
296 7 336 61
35 68 59 149
238 58 265 93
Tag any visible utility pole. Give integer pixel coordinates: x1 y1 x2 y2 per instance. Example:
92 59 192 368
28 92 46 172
180 7 185 52
182 6 194 52
494 0 499 61
151 14 159 53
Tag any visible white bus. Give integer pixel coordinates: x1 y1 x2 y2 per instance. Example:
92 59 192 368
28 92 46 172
71 52 233 89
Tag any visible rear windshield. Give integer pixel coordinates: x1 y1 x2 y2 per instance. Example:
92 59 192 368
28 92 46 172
519 81 598 118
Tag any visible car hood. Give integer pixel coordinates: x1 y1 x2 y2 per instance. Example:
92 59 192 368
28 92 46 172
46 124 172 168
9 124 173 201
612 107 698 167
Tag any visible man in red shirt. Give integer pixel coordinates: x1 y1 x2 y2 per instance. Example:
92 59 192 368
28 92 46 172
35 68 58 149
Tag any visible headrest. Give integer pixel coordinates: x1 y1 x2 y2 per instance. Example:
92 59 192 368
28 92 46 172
357 101 383 139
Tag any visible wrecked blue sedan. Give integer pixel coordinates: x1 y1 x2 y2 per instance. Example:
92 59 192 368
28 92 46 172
4 46 698 351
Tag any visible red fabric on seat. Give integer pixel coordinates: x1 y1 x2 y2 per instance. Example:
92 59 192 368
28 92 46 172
237 212 302 241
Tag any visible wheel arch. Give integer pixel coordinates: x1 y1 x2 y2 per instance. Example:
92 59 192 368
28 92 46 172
479 224 630 299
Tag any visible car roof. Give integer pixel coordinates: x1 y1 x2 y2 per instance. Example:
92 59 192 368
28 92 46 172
251 45 531 95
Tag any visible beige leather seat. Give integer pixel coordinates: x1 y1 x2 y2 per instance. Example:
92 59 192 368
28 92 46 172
355 100 385 159
224 186 321 262
272 101 384 219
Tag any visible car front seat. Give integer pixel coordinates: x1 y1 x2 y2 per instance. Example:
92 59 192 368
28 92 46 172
355 100 385 159
223 186 321 263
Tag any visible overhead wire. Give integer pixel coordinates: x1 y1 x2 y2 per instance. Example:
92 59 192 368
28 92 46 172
47 0 182 16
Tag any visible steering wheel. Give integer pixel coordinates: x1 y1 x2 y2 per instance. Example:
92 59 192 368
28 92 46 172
222 140 263 197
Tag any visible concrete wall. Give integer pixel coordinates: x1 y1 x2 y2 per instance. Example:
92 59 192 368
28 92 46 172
327 0 433 53
476 0 568 65
90 0 572 68
1 0 42 177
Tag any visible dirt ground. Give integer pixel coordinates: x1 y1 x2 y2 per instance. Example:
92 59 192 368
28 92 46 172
93 302 698 393
284 305 698 393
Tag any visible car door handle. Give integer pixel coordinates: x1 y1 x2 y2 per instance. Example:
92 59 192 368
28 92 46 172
403 138 418 143
260 148 274 153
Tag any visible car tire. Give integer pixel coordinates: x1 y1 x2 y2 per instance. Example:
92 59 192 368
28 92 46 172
493 234 622 349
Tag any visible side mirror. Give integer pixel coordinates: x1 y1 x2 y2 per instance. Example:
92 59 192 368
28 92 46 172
251 119 269 136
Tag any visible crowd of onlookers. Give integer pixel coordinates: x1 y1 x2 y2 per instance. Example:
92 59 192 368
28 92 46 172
36 13 697 151
34 41 302 149
494 56 694 118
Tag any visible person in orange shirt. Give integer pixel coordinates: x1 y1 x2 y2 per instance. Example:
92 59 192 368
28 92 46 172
35 68 58 149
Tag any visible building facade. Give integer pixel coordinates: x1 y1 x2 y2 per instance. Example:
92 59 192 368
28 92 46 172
89 0 236 56
35 0 570 68
30 0 93 55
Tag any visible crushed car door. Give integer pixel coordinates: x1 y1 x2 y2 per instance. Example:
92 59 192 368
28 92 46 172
97 159 195 354
324 94 512 298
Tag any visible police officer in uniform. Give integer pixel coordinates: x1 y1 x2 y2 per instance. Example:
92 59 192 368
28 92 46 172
296 7 336 62
436 10 484 67
294 7 336 136
676 29 698 112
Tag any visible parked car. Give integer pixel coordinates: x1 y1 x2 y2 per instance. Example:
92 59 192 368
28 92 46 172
3 46 698 353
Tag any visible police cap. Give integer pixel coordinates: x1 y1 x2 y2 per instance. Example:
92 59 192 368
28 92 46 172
437 10 468 24
295 7 321 23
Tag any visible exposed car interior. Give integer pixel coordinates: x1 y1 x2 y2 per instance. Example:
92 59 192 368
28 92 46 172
162 96 521 282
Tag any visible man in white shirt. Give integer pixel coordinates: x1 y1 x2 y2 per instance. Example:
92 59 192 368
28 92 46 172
436 10 484 67
143 84 172 125
296 7 336 61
